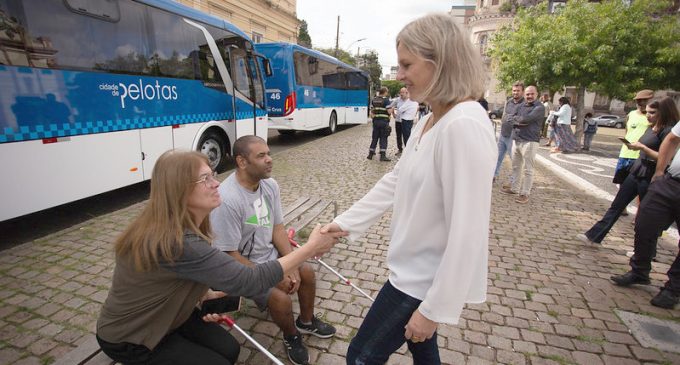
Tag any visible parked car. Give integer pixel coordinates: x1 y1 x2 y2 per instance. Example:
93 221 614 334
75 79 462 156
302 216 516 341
591 114 625 129
489 107 503 119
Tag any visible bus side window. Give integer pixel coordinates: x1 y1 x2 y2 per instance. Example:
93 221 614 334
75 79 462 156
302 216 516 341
248 56 265 109
229 49 253 98
308 57 318 75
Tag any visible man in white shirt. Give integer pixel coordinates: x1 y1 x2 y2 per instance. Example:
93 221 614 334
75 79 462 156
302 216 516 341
390 87 419 155
611 120 680 309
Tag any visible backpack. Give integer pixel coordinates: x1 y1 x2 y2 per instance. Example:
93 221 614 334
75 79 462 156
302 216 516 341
585 119 597 134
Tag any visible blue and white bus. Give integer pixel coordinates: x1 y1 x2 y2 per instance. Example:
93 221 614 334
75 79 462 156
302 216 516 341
255 43 369 135
0 0 269 221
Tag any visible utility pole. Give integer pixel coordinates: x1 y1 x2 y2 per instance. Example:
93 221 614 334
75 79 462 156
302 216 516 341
334 15 340 57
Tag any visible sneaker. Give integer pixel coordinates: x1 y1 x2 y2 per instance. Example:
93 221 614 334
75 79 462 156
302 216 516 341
283 332 309 365
515 195 529 204
610 271 650 287
575 233 599 245
295 316 336 339
650 289 679 309
500 186 517 195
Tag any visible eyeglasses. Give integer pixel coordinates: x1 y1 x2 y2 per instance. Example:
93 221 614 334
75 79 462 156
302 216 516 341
192 171 218 187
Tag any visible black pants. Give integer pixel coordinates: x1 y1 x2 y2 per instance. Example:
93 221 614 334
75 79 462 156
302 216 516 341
395 120 414 151
97 309 240 365
369 119 389 152
585 173 650 243
630 175 680 293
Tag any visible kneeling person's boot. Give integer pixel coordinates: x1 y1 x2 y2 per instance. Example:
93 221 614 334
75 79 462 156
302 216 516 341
379 152 391 162
367 151 375 160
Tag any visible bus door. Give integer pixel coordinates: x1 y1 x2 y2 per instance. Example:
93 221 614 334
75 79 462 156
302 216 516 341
248 54 268 138
226 46 257 137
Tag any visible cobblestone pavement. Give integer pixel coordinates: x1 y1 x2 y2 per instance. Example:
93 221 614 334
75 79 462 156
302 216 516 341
1 122 678 365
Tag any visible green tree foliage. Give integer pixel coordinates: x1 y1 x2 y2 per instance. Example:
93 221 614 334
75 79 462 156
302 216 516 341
382 80 405 98
489 0 679 139
315 47 356 66
297 20 312 48
358 50 382 92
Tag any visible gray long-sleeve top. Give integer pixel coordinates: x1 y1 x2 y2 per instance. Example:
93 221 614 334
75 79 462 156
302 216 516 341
500 97 525 138
512 101 546 143
97 232 283 350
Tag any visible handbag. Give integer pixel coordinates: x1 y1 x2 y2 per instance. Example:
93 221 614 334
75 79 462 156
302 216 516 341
612 167 630 184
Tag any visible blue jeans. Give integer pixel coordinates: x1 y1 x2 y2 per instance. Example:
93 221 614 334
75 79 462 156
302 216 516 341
494 134 513 179
346 280 440 365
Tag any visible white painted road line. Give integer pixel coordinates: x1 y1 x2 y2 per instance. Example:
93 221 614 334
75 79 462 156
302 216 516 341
536 154 679 242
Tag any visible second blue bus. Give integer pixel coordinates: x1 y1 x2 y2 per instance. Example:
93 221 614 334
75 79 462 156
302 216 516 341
255 43 370 135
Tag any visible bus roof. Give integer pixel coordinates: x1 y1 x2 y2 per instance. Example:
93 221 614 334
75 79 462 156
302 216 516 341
256 42 368 76
137 0 251 41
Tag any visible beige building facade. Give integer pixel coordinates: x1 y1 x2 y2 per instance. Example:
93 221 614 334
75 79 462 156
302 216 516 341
176 0 299 44
466 0 514 110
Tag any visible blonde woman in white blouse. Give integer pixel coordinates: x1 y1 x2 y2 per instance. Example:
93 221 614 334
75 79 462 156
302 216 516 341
322 13 496 364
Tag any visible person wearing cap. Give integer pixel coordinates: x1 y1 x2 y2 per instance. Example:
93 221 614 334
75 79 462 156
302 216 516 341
613 89 654 185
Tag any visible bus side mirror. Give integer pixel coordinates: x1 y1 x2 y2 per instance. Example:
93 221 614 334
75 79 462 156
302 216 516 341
263 58 273 77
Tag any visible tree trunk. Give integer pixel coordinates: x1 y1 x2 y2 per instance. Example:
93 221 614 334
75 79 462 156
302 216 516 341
574 86 586 148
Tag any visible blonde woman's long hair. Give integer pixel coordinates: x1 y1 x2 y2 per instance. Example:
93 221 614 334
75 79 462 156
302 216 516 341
396 13 485 106
114 150 212 271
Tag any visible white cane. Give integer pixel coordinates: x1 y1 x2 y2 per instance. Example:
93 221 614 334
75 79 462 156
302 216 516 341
218 315 284 365
288 228 375 302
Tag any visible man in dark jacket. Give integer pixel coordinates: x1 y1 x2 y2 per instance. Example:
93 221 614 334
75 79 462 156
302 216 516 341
494 82 524 183
500 85 545 204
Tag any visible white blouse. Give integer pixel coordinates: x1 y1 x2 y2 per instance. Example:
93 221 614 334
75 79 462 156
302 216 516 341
334 101 497 324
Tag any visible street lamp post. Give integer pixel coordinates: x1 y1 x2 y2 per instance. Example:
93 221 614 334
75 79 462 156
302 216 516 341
346 38 367 56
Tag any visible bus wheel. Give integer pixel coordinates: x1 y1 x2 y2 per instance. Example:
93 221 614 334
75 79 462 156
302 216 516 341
325 111 338 135
198 131 228 172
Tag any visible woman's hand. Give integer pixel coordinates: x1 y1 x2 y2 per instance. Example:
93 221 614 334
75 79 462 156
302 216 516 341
308 224 347 258
404 309 438 343
202 313 225 324
320 222 343 235
628 141 645 151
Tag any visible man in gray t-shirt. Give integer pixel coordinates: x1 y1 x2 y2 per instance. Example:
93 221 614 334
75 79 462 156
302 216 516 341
212 173 282 264
210 136 335 365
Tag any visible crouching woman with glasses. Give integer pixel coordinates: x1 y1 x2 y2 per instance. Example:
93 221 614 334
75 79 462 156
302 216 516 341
96 150 345 365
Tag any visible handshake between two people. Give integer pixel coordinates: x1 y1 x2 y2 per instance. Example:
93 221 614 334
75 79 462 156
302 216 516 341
303 222 348 258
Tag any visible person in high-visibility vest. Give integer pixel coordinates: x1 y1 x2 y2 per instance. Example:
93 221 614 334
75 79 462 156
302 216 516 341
368 87 394 161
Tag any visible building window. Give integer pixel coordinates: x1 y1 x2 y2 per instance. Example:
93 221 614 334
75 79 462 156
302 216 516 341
252 31 263 43
479 34 488 55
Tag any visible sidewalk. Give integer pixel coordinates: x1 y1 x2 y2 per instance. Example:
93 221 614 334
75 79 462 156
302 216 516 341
0 122 678 365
